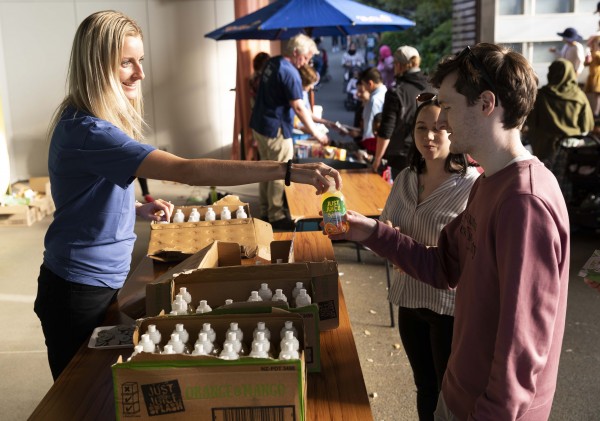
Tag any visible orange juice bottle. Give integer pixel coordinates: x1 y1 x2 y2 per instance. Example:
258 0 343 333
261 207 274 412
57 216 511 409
321 177 349 235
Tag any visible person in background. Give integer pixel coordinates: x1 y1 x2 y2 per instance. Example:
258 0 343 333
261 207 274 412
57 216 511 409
35 10 342 381
250 34 329 229
345 66 361 105
297 65 371 157
332 35 339 53
584 36 600 117
353 79 370 139
381 94 479 421
249 51 270 110
377 45 395 89
550 27 585 76
361 112 382 156
137 177 153 203
248 52 271 160
358 67 387 161
374 46 434 177
312 37 329 83
298 64 319 109
525 59 593 164
328 43 570 420
294 64 328 136
342 41 364 91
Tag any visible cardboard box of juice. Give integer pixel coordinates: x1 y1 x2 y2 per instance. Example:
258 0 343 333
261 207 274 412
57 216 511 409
112 311 307 421
146 240 339 332
147 196 273 262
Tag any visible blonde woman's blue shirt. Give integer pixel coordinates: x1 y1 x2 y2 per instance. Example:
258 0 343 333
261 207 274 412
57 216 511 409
43 108 155 289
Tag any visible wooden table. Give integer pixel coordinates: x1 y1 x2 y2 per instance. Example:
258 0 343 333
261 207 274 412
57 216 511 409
285 169 391 221
29 231 373 421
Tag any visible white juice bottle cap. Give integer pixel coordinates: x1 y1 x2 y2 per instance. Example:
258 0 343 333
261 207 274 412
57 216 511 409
247 291 263 302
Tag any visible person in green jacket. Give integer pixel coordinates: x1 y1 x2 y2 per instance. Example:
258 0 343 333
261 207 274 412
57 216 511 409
525 58 594 164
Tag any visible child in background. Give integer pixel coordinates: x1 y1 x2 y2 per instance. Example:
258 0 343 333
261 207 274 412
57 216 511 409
361 112 381 156
294 65 328 138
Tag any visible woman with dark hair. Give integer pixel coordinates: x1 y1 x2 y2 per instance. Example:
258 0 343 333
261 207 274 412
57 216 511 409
249 51 271 109
379 95 478 421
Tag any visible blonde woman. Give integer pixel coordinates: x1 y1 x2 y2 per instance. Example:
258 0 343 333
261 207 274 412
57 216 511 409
34 10 341 381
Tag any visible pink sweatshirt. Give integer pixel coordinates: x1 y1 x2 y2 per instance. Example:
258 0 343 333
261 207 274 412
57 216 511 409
363 158 570 420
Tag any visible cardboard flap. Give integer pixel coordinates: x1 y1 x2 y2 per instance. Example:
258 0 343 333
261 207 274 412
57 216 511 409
215 242 243 267
148 217 273 262
307 261 339 277
270 240 293 263
213 301 290 313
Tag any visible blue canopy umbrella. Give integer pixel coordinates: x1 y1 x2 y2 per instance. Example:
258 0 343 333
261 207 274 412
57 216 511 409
205 0 415 40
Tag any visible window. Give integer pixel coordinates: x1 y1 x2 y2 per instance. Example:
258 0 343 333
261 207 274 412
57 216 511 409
501 43 524 55
499 0 524 15
535 0 573 14
533 41 563 63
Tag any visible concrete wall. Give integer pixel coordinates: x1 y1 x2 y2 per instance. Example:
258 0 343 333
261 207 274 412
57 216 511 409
0 0 238 182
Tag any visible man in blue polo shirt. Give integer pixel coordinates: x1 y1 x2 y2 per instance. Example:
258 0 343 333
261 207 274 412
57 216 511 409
250 34 329 229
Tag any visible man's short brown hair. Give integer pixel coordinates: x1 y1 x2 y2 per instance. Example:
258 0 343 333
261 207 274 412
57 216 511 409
358 67 383 85
430 43 538 129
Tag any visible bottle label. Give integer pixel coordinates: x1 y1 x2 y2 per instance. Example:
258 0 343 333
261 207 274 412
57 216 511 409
322 196 349 234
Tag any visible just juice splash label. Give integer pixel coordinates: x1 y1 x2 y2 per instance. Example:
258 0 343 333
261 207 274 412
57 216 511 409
322 192 349 234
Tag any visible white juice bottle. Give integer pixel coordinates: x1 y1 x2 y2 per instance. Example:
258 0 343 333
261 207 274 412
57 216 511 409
205 207 216 221
236 205 248 219
221 206 231 220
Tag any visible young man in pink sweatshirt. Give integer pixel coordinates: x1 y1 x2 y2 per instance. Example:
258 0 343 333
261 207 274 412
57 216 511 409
330 43 570 420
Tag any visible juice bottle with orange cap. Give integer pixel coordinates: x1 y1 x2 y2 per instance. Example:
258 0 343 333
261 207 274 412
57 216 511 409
321 176 349 235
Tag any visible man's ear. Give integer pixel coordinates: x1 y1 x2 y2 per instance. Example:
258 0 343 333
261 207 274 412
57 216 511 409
480 90 496 115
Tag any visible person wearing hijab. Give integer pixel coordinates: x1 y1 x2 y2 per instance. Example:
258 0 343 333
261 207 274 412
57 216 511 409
377 45 395 89
525 58 594 163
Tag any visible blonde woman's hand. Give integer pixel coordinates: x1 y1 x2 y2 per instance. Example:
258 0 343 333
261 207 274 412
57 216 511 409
136 198 174 222
290 162 342 194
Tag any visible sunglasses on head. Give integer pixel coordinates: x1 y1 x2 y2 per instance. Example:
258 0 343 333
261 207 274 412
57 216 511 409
416 92 438 104
456 46 499 106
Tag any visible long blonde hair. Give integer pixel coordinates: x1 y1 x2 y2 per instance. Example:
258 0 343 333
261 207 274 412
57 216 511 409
48 10 145 140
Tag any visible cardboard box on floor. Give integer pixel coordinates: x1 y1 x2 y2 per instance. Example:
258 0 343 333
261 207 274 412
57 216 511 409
147 196 272 262
146 241 339 332
29 176 50 194
29 177 55 216
0 177 55 227
0 204 39 226
113 311 307 421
